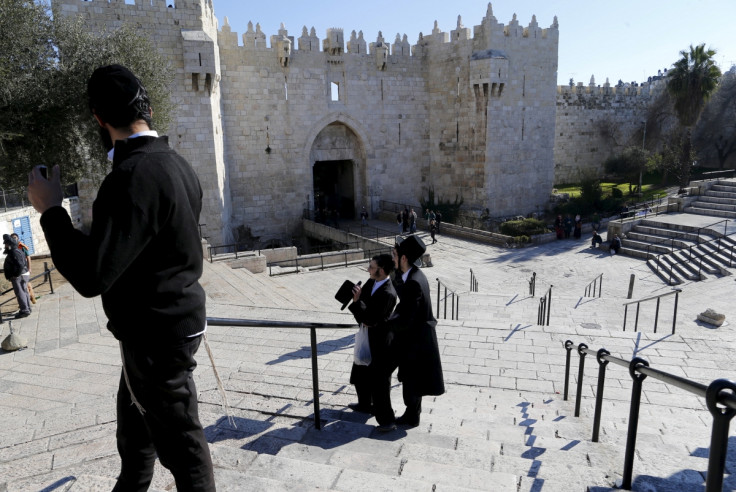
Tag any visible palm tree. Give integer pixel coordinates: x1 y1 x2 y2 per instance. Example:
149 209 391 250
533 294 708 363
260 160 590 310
666 43 721 188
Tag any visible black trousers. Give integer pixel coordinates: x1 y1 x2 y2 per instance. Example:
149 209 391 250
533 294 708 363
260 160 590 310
114 335 215 492
351 358 395 426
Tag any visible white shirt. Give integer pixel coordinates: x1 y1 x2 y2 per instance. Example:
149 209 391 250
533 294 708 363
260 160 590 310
107 130 159 161
371 277 389 296
401 267 413 284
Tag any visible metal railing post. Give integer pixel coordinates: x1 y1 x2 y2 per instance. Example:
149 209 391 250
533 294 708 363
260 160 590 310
546 286 552 326
592 349 610 442
653 298 660 334
48 264 54 294
437 279 440 317
672 290 679 334
704 379 736 492
563 340 574 401
634 303 640 332
44 262 50 283
310 327 321 430
621 357 649 490
443 286 447 319
574 343 588 417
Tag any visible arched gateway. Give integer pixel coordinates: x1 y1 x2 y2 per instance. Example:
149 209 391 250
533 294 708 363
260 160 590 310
308 122 367 220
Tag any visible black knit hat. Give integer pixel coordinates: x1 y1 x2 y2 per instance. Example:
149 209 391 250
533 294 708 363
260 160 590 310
87 64 151 128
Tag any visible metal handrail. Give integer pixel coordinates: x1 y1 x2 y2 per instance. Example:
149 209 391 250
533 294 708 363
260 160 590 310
267 246 393 276
563 340 736 491
616 193 668 223
622 288 681 334
654 228 736 283
583 273 603 298
207 317 357 430
0 262 56 323
436 278 459 320
537 285 552 325
344 223 398 247
470 269 479 292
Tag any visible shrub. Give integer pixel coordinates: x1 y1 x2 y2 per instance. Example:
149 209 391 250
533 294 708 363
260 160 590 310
500 218 547 237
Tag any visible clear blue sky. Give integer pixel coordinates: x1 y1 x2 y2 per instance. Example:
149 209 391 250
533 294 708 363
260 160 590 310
211 0 736 86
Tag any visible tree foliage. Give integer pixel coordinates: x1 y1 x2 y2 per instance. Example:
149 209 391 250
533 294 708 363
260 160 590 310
420 187 464 223
665 43 721 187
693 67 736 169
0 0 174 189
603 146 650 191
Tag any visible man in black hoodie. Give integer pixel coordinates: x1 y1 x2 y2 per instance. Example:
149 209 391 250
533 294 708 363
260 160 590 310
27 65 215 491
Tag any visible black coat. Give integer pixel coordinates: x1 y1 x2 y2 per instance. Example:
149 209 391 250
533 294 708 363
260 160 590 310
3 246 27 279
389 267 445 397
348 278 397 383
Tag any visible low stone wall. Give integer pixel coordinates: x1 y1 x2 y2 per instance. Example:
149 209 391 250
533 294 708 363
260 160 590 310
262 247 297 263
377 211 511 247
227 255 267 273
303 219 390 253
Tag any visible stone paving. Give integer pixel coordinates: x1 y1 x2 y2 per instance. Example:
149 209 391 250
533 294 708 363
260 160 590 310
0 213 735 491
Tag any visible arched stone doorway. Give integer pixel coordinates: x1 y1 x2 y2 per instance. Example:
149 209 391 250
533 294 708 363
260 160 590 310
309 123 366 220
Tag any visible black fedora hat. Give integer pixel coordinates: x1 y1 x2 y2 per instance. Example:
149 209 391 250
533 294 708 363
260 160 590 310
335 280 358 310
395 234 426 267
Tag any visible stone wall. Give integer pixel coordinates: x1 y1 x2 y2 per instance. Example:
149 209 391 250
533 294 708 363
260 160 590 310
54 0 233 244
54 0 562 245
553 79 665 185
0 198 80 255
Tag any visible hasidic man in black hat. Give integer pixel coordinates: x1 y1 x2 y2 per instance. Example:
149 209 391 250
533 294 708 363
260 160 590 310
344 254 398 432
27 65 215 491
388 235 445 427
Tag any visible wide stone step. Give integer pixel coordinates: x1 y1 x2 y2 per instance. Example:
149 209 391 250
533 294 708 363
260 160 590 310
646 258 683 285
631 225 700 242
691 200 736 212
625 231 695 250
684 206 736 219
696 194 736 206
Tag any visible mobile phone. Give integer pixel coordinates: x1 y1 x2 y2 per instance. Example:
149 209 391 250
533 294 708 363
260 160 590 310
38 165 48 179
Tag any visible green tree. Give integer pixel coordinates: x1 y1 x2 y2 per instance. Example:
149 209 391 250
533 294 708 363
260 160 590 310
693 66 736 170
666 43 722 188
603 146 649 193
0 0 174 189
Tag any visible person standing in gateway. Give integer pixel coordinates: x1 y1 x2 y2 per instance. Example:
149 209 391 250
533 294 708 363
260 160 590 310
27 65 215 491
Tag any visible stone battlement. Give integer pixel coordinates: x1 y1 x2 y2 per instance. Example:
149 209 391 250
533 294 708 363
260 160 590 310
218 3 558 58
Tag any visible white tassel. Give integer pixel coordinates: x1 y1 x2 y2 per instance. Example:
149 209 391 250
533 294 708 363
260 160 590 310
119 342 146 415
203 333 237 429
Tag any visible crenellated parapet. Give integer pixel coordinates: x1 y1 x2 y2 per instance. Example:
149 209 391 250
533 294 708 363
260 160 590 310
213 2 558 69
557 76 667 104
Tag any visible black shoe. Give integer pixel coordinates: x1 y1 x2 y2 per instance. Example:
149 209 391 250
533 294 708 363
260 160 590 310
14 311 30 319
395 414 420 427
376 422 397 432
347 403 373 414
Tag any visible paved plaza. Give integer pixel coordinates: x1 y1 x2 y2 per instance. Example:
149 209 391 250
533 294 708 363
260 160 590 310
0 213 735 491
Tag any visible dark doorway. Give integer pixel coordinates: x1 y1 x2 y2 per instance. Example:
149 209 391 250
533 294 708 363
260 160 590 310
313 160 355 220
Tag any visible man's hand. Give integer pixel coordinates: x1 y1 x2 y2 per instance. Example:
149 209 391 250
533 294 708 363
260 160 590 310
352 283 362 303
28 165 63 214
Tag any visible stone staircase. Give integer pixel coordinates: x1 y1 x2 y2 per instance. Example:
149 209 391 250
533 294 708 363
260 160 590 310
685 180 736 219
618 219 736 285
